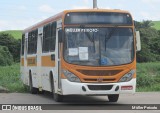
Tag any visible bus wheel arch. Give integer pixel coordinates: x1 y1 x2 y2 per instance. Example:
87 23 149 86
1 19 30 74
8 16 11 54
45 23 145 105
49 71 63 102
29 70 38 94
50 71 54 94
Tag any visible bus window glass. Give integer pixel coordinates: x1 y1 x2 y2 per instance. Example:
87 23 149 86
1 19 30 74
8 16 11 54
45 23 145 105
50 22 57 51
43 24 50 52
28 30 38 54
21 34 25 56
43 22 56 52
64 27 134 66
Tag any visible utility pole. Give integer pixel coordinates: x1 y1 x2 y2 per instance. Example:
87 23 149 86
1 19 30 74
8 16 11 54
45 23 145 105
93 0 98 9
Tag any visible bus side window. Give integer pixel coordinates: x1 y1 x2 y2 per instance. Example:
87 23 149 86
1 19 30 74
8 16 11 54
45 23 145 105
50 22 57 51
34 30 38 53
28 32 31 54
42 22 57 53
28 30 38 54
43 24 50 52
21 34 25 56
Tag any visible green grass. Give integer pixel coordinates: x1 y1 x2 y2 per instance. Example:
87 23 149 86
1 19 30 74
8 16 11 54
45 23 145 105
151 21 160 30
0 63 26 92
136 62 160 92
0 30 22 39
0 62 160 93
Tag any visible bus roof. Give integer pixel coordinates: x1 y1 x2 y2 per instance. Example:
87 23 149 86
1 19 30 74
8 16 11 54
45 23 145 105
64 9 130 13
23 9 131 33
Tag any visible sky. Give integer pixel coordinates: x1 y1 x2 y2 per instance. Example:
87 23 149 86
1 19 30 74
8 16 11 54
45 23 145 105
0 0 160 31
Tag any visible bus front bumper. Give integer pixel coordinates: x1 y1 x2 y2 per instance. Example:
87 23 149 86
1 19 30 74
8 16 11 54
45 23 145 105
61 78 136 95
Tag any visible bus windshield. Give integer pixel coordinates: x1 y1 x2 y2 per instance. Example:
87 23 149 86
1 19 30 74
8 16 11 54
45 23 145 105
64 27 134 66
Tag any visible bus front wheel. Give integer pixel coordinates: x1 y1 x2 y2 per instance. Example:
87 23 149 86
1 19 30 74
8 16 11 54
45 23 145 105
50 76 63 102
54 93 63 102
108 94 119 102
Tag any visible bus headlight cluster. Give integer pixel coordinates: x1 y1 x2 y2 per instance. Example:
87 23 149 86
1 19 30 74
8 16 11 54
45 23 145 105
119 69 135 82
63 70 81 82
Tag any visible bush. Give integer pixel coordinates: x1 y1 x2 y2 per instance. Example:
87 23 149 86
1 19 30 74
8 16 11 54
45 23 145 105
0 33 21 62
136 62 160 91
137 73 155 87
0 46 13 66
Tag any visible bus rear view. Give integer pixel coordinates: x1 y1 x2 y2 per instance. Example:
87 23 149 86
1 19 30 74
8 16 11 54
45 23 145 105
61 10 139 102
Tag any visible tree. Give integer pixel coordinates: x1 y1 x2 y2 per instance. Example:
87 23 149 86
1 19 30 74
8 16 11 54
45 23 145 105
135 20 153 29
136 20 160 62
0 33 21 62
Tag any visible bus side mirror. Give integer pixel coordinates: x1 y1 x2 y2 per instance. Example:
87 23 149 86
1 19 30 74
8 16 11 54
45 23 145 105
58 29 63 43
134 20 137 26
136 31 141 52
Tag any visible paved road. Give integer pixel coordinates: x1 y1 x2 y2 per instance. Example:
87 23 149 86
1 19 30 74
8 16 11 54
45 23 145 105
0 92 159 113
0 92 160 104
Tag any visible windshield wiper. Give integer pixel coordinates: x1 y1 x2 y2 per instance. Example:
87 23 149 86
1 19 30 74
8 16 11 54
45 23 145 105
85 31 96 53
105 25 119 51
79 24 94 42
79 24 96 52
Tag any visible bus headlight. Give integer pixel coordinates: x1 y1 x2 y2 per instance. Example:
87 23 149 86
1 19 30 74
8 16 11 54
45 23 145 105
63 70 81 82
119 70 135 82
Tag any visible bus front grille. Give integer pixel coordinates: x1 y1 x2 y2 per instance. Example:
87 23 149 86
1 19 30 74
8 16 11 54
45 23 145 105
83 78 116 82
87 85 113 90
77 70 122 76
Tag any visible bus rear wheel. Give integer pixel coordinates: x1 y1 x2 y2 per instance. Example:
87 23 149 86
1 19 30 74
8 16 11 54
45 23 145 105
108 94 119 102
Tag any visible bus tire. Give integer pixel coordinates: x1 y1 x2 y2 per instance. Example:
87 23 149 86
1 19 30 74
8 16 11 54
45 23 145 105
29 73 38 94
54 93 63 102
108 94 119 102
38 90 45 94
50 74 63 102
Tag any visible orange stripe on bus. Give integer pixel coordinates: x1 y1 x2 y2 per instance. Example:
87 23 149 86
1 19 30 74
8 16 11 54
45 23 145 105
21 58 24 66
27 57 37 66
41 56 55 67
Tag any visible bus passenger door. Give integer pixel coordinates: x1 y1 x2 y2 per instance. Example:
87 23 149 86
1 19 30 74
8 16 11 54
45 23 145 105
37 27 43 91
54 19 62 94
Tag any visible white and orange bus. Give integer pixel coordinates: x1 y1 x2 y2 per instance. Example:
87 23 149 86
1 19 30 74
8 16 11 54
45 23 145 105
20 9 141 102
